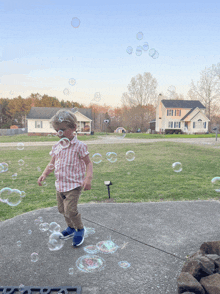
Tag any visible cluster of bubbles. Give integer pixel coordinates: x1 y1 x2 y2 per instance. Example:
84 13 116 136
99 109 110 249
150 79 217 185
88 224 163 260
75 238 130 273
126 32 159 58
92 151 135 164
0 187 25 206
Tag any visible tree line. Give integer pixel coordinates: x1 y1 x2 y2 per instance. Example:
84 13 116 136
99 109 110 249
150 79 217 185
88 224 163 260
1 65 220 132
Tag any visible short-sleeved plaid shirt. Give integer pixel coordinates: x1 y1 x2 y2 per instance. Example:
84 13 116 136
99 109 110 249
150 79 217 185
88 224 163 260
50 136 89 192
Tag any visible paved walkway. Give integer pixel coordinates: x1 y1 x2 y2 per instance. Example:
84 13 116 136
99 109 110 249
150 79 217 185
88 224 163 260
0 137 220 147
1 200 220 293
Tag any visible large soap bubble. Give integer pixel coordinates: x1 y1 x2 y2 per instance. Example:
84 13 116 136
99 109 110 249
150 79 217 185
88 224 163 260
49 222 61 233
0 162 8 173
0 187 22 206
76 255 106 273
106 152 117 163
125 151 135 161
48 232 64 251
59 138 70 149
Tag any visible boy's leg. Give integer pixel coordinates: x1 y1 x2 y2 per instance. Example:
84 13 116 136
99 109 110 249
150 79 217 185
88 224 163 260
62 186 84 230
56 191 65 215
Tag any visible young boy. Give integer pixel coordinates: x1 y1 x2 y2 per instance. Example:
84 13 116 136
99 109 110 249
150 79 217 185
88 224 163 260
37 109 93 247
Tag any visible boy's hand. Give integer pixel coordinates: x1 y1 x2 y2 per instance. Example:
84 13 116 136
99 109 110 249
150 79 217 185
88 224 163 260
38 174 46 186
83 178 92 191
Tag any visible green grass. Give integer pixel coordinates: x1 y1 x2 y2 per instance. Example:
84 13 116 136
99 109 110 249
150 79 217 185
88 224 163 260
1 141 220 221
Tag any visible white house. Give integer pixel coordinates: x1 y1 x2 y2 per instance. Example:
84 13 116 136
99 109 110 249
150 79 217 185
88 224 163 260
156 95 210 134
26 107 93 135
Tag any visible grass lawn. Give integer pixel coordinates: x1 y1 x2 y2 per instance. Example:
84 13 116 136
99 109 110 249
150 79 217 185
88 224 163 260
1 140 220 221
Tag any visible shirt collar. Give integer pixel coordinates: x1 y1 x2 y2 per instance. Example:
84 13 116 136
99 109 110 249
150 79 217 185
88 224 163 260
70 136 77 144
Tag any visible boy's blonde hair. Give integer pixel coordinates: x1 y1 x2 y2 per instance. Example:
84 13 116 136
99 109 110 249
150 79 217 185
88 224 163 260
50 109 77 129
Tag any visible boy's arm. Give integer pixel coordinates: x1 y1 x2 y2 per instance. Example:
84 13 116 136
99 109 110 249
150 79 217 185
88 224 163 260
82 154 93 190
37 156 55 186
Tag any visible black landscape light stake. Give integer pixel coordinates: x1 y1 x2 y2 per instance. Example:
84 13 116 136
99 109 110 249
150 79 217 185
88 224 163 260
213 127 218 141
104 181 112 198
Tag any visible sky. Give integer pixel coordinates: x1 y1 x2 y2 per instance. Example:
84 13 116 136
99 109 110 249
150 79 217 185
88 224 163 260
0 0 220 107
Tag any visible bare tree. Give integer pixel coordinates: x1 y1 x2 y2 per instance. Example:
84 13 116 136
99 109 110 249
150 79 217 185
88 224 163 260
121 72 158 107
187 66 220 124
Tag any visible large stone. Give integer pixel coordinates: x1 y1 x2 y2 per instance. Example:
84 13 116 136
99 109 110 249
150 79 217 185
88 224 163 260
206 254 220 270
181 257 214 281
177 272 205 294
200 273 220 294
200 241 220 255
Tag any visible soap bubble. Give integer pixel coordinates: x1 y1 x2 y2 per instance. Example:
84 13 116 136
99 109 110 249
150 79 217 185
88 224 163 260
118 261 131 269
172 162 182 173
93 92 101 102
76 255 106 273
49 222 61 233
42 181 47 187
92 153 102 164
18 159 24 166
12 173 17 180
17 241 22 247
37 167 41 172
149 48 159 59
7 189 22 206
136 46 142 56
34 218 43 225
0 162 8 173
17 143 24 150
96 240 119 254
69 268 74 275
58 116 64 123
168 85 176 92
126 151 135 161
136 31 143 40
48 232 64 251
28 230 32 235
142 43 149 51
114 128 126 139
71 17 80 28
39 222 49 232
63 88 69 95
71 107 78 113
57 130 64 136
38 216 43 222
83 245 99 254
106 152 117 163
19 284 25 293
31 252 39 262
59 138 70 149
211 177 220 192
69 78 76 86
126 46 133 54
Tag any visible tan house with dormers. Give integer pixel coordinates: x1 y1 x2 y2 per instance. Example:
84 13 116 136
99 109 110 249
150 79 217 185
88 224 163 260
156 95 210 134
26 107 92 135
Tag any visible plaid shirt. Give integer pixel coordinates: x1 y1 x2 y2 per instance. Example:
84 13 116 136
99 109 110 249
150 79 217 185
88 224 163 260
50 136 89 192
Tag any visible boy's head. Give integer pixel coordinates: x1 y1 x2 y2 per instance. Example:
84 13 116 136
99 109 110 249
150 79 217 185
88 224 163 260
50 109 77 139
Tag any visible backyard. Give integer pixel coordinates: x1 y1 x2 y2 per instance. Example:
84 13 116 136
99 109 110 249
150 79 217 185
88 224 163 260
1 134 220 221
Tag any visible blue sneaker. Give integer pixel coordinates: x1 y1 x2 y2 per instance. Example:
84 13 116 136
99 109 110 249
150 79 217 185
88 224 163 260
72 228 85 247
60 227 76 240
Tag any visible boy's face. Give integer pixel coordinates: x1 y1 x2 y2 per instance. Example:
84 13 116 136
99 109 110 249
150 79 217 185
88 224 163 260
55 122 76 140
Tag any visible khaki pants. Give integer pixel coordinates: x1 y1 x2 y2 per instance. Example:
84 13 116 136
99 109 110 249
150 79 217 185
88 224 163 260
56 186 84 230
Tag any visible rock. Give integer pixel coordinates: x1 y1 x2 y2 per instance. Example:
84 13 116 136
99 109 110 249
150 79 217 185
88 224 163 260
200 241 220 255
181 257 214 281
200 273 220 294
177 272 205 294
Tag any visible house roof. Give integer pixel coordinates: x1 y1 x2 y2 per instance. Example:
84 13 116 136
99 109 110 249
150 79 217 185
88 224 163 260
180 108 196 121
161 100 205 109
26 107 93 120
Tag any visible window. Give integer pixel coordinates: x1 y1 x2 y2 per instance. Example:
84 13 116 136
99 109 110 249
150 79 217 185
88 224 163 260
167 109 173 116
168 121 173 128
35 121 43 128
175 110 181 116
203 122 206 128
174 122 180 128
193 122 195 128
